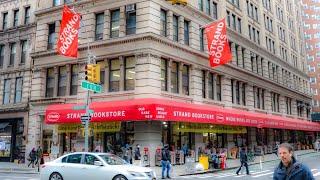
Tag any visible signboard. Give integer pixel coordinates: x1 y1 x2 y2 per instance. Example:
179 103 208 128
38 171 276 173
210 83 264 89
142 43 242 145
81 115 90 125
173 123 247 134
81 80 102 93
57 122 121 133
73 105 86 110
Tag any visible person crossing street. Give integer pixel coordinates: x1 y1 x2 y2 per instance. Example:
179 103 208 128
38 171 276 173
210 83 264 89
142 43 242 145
236 147 250 175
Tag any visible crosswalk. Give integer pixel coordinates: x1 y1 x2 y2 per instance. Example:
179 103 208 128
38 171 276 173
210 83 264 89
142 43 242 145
178 168 320 179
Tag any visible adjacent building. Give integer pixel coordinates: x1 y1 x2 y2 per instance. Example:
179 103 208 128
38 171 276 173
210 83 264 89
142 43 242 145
0 0 36 162
25 0 320 166
302 0 320 122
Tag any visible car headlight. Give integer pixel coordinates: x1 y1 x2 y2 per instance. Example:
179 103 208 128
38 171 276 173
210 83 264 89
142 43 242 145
128 171 145 177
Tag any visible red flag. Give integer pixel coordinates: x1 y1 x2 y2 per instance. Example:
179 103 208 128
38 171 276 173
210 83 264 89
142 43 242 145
57 6 81 58
205 18 232 67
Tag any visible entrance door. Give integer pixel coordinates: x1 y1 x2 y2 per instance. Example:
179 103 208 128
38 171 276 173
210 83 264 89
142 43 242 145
0 123 12 162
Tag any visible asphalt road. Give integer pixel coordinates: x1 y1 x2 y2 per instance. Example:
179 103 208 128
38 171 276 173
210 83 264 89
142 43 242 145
1 153 319 180
176 153 320 180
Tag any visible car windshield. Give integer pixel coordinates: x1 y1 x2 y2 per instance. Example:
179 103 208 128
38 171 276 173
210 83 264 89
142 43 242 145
98 154 127 165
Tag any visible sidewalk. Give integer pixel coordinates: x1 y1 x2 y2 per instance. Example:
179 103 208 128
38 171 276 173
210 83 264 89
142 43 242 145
149 149 319 177
0 149 317 176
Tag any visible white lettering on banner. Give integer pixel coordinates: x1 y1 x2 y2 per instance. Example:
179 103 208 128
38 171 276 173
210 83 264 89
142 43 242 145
173 111 214 119
66 111 125 119
209 22 227 64
59 14 80 54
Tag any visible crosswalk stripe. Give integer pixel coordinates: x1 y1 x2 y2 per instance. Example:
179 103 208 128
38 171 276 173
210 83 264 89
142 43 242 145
252 172 274 178
313 172 320 177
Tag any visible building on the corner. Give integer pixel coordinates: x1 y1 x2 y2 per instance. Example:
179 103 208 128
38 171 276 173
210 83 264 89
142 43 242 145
28 0 319 166
0 0 36 162
302 0 320 123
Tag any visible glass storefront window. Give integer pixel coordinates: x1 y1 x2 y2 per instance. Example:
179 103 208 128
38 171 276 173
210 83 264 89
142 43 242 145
0 123 12 158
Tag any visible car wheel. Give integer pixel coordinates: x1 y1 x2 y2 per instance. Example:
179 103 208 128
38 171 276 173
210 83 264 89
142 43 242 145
112 175 128 180
49 172 63 180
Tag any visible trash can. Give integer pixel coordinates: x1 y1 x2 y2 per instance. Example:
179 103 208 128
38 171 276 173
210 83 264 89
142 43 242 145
199 155 209 170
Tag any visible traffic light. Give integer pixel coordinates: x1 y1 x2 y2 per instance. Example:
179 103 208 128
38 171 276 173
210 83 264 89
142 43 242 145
167 0 188 6
85 64 100 83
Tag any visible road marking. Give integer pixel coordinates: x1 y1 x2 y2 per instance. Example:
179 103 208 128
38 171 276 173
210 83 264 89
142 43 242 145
252 172 274 178
313 172 320 177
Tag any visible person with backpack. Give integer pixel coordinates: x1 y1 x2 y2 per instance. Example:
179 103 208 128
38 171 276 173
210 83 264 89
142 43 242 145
27 148 36 168
161 144 171 179
134 144 141 160
236 147 250 175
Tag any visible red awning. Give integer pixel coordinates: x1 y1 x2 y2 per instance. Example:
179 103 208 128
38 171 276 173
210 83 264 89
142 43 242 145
45 98 320 131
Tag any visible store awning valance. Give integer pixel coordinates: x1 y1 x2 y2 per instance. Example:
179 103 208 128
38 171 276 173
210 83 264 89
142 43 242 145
45 98 320 132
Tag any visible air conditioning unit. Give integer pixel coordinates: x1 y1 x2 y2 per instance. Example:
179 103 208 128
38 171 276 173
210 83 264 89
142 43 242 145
126 4 136 13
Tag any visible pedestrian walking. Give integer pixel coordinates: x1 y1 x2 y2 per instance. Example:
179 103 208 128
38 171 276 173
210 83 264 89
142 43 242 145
161 144 171 179
128 147 133 164
273 143 315 180
236 147 250 175
35 146 43 166
314 140 319 152
274 141 280 157
27 148 36 168
134 144 141 160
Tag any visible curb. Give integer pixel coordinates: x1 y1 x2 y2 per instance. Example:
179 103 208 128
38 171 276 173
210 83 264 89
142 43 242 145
0 170 39 174
179 151 319 176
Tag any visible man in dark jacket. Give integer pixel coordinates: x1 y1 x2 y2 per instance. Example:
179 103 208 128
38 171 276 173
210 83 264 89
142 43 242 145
236 147 250 175
273 143 314 180
161 144 171 179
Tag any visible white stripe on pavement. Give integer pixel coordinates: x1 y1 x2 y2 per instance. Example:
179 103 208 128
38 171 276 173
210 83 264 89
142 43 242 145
313 172 320 177
252 172 274 178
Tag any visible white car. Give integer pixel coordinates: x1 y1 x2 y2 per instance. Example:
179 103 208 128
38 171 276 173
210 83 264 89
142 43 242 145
40 152 156 180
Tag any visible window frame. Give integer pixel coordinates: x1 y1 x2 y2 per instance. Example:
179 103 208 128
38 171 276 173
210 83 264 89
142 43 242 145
14 77 23 103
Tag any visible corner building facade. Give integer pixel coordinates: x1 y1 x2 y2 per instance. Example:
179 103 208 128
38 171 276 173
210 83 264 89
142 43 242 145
30 0 320 166
0 0 36 162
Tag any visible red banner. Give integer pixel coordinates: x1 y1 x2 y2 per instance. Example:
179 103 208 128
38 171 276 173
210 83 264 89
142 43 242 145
57 6 81 58
45 98 320 132
205 18 232 67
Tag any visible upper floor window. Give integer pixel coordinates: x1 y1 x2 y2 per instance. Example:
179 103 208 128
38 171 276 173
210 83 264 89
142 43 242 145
46 68 55 97
200 28 204 51
21 40 27 64
182 64 189 95
263 0 272 11
124 57 135 91
110 9 120 38
285 97 292 115
228 0 240 8
212 2 218 19
48 23 56 50
161 58 168 91
173 15 179 42
9 43 16 66
0 45 4 68
198 0 204 11
271 92 280 112
3 79 10 104
65 0 72 4
95 13 104 40
58 66 67 96
208 73 222 101
3 12 8 30
184 20 189 45
24 6 30 24
171 61 179 93
13 10 19 27
160 9 167 37
14 77 23 103
202 70 206 98
253 87 264 109
70 64 78 95
126 5 136 35
53 0 60 6
206 0 211 15
109 58 120 92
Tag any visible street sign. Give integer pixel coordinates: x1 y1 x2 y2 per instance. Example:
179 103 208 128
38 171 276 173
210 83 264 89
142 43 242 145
80 115 91 126
81 80 102 93
73 105 86 110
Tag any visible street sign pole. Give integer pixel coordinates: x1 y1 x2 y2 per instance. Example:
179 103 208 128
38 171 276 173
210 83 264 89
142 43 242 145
85 89 90 152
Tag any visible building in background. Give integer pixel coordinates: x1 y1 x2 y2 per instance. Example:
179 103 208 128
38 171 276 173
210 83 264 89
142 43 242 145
27 0 319 166
302 0 320 122
0 0 36 162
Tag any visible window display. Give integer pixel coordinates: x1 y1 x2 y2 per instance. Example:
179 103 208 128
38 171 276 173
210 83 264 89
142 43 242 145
0 123 12 157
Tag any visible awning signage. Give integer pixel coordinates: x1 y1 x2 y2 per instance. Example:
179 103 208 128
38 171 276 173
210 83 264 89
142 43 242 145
45 98 320 132
57 122 121 133
174 123 247 134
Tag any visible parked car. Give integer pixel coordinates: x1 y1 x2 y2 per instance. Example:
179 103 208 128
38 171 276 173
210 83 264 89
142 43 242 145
40 152 156 180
